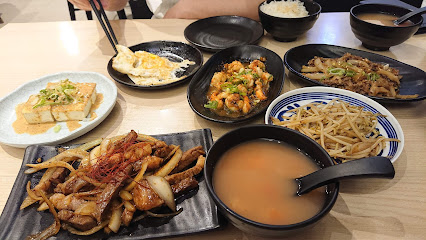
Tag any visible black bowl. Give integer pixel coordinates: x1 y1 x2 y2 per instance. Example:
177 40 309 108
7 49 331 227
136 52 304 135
204 125 339 237
187 45 285 123
107 41 203 89
350 4 423 51
258 0 321 42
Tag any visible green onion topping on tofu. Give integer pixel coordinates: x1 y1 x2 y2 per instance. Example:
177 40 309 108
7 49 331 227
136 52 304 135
33 79 79 108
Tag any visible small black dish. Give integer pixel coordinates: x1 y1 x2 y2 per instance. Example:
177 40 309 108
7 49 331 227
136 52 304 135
0 129 222 240
184 16 264 52
187 45 285 124
284 44 426 103
350 3 423 51
204 125 339 237
258 0 321 42
107 41 203 89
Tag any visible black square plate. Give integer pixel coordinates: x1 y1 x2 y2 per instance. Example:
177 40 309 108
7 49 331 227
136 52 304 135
0 129 222 240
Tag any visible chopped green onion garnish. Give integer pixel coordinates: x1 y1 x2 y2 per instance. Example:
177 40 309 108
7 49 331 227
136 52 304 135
53 125 61 133
204 100 218 109
345 70 356 77
328 68 346 76
367 72 380 81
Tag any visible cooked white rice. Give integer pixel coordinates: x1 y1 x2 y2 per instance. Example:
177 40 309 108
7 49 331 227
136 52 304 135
260 0 309 18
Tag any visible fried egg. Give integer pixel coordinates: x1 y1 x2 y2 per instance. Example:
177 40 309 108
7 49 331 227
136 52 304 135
112 45 194 86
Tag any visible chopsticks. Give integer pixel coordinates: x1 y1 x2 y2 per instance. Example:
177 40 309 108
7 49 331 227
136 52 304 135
89 0 118 53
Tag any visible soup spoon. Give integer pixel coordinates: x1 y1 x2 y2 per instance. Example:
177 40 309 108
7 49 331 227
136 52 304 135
295 156 394 195
394 6 426 25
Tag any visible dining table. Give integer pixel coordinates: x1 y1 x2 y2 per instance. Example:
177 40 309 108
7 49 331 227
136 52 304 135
0 12 425 240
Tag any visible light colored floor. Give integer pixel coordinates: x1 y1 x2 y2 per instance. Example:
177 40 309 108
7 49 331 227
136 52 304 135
0 0 132 29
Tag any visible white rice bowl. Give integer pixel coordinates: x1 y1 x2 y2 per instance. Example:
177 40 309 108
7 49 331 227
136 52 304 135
260 0 309 18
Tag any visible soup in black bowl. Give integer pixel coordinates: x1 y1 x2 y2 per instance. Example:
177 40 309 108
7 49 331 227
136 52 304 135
350 4 423 51
204 125 339 237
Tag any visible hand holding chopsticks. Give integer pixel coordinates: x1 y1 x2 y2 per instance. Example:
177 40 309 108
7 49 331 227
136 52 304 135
89 0 118 53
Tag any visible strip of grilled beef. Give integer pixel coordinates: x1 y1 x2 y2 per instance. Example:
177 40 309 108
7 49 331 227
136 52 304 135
33 167 69 194
152 141 174 158
54 175 90 194
93 164 132 223
171 176 199 194
132 155 164 173
58 210 97 231
165 156 205 185
121 207 135 226
171 146 205 174
49 193 87 211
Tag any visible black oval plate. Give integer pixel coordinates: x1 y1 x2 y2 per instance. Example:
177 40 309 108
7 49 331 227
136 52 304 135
187 45 285 124
107 41 203 89
184 16 264 52
284 44 426 103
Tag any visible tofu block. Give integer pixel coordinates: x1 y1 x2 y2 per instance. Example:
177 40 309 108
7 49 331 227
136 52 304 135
22 95 55 124
51 83 97 121
21 81 97 124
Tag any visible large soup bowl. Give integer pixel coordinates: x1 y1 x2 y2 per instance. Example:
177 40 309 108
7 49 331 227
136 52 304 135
204 125 339 237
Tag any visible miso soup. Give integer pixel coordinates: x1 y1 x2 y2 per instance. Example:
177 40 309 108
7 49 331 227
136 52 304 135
213 139 326 225
357 12 414 27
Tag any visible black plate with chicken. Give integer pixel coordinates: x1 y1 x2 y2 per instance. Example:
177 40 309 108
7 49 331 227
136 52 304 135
0 129 222 240
284 44 426 103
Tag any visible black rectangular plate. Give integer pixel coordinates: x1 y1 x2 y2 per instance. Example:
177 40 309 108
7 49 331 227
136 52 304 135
0 129 222 240
284 44 426 103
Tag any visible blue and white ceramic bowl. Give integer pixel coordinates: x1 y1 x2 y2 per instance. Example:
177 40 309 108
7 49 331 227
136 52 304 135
265 87 404 162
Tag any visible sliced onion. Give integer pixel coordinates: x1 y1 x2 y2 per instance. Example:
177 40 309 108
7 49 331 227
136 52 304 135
146 175 176 211
25 181 42 201
119 190 133 201
124 161 148 191
132 212 148 222
89 145 101 166
24 168 39 174
99 138 111 153
123 200 136 212
62 221 108 236
77 138 102 151
37 202 49 211
137 133 159 142
26 161 75 174
108 201 122 233
154 146 182 177
20 196 38 210
26 190 61 240
74 201 96 216
146 208 183 218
